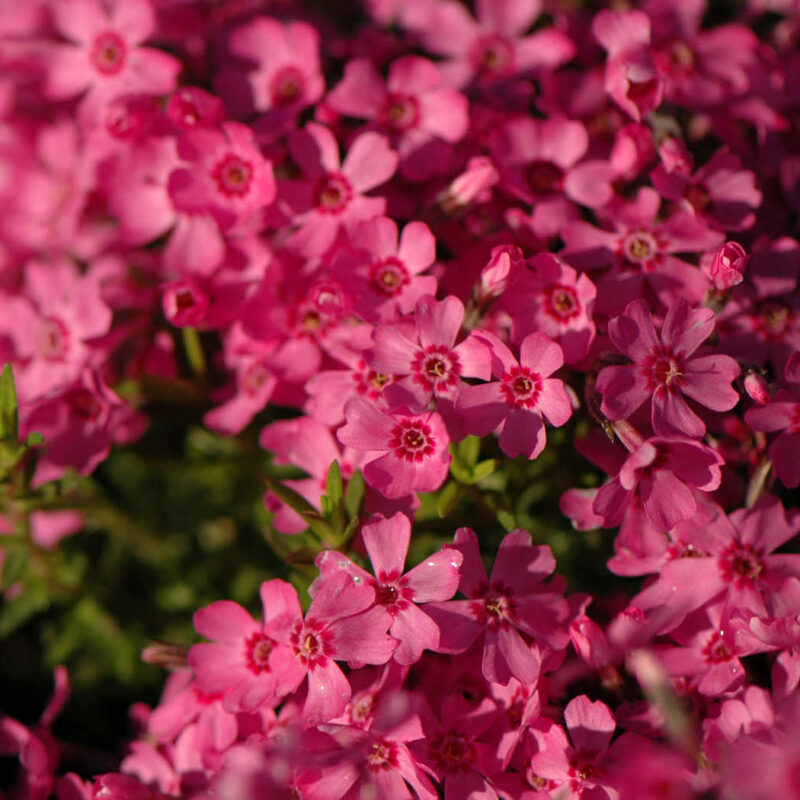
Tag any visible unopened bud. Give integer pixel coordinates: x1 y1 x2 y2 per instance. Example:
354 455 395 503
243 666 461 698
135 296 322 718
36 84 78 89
478 245 523 301
705 241 749 290
438 156 497 212
743 371 769 405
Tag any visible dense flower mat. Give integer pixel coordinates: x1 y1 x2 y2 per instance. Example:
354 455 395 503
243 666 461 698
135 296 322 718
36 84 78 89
1 0 800 798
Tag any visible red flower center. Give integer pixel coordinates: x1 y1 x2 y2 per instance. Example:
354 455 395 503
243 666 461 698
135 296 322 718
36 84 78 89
686 183 711 214
412 344 461 393
430 729 476 773
244 631 275 674
315 173 353 214
720 543 765 587
213 153 254 198
39 317 69 360
370 256 410 296
526 160 564 196
381 92 420 131
546 285 580 320
703 631 734 663
291 620 332 668
389 419 436 462
270 65 306 106
366 739 399 771
69 389 103 421
643 350 683 389
501 366 542 408
90 31 127 75
623 230 658 264
471 34 514 76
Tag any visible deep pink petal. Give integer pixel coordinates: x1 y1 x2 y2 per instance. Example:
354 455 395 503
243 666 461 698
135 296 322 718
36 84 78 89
391 603 440 664
304 661 351 724
651 387 705 438
519 332 563 377
660 300 714 357
404 547 463 602
564 696 615 753
328 605 395 663
342 132 398 192
498 408 545 460
417 295 464 349
193 600 259 642
362 512 411 578
338 398 391 450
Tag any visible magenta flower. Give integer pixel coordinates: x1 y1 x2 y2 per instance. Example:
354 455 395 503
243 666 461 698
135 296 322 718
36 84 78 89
271 571 396 725
631 496 800 630
42 0 180 117
227 17 324 126
188 579 305 713
369 295 490 409
531 695 651 800
596 298 740 438
424 528 569 685
592 10 664 121
490 116 614 238
326 55 468 181
331 216 438 323
283 123 397 258
315 513 463 664
168 122 276 232
456 330 572 460
337 399 451 499
592 436 724 531
745 387 800 488
500 253 597 364
417 0 575 88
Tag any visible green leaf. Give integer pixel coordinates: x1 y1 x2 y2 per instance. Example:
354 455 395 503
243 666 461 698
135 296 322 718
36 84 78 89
0 584 49 638
471 459 498 483
457 435 481 466
0 363 18 442
496 509 516 532
0 544 28 589
343 469 365 519
25 431 44 446
265 477 317 517
449 456 473 485
301 510 336 542
436 481 464 518
325 460 343 507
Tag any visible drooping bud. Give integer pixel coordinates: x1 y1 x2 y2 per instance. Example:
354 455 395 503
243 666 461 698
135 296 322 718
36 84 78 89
743 370 770 405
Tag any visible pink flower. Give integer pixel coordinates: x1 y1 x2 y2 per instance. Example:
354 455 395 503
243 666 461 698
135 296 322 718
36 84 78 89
592 10 664 121
227 17 324 127
490 116 614 238
337 399 451 499
331 216 438 323
369 295 491 409
704 241 750 289
188 579 305 713
745 387 800 488
42 0 180 117
418 0 575 88
424 528 569 685
456 330 572 460
592 436 724 531
326 55 468 181
596 298 740 438
168 122 276 232
272 571 396 725
315 513 463 664
282 124 397 258
500 253 597 364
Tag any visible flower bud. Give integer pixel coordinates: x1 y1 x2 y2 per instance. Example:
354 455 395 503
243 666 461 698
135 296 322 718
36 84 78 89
743 371 770 405
705 241 748 290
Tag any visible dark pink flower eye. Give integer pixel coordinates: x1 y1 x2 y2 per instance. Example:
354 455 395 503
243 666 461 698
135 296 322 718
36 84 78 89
366 740 399 770
39 317 69 360
381 92 420 131
501 367 542 408
370 256 410 295
212 153 254 197
546 285 580 320
471 34 514 75
429 729 476 773
643 352 682 388
244 631 274 674
702 631 734 663
315 173 353 213
90 31 127 75
69 389 102 421
623 230 658 263
389 419 436 462
527 161 564 195
270 65 306 106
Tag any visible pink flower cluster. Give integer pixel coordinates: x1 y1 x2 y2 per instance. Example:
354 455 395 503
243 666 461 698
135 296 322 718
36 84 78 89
2 0 800 797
